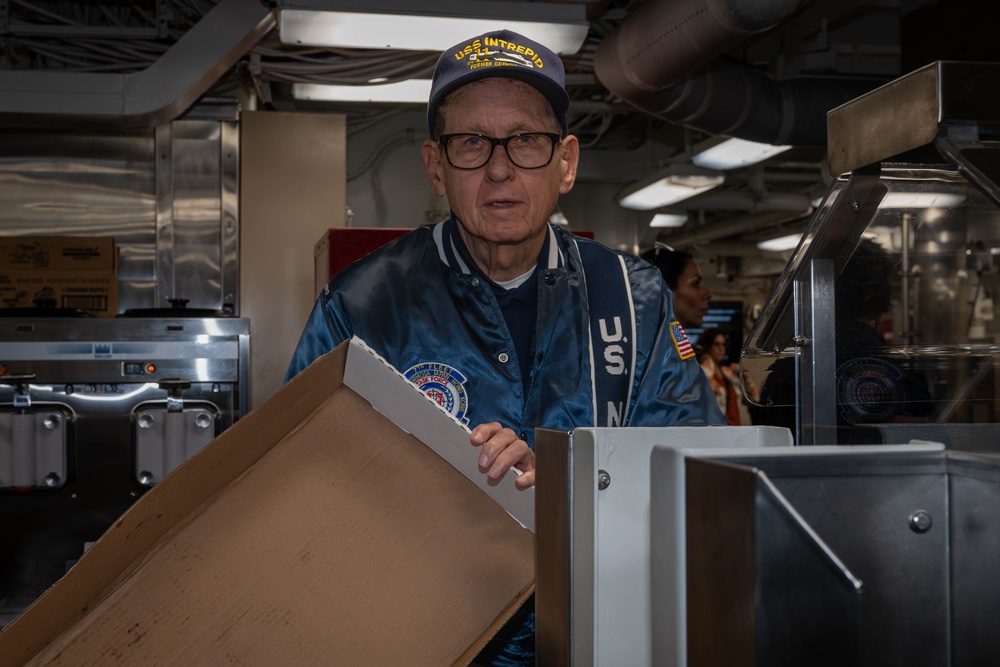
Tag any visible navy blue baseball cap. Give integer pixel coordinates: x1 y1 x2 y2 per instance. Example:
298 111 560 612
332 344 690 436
427 29 570 138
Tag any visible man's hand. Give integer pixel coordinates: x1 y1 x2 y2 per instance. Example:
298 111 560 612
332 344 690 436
469 422 535 489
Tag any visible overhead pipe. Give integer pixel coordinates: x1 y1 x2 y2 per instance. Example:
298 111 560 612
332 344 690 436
594 0 884 146
596 0 802 95
545 0 618 21
659 206 811 248
0 0 275 128
675 190 813 212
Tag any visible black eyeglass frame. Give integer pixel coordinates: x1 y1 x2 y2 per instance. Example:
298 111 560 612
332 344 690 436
437 132 563 170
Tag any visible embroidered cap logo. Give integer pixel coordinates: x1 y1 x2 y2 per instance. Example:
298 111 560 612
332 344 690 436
453 36 546 71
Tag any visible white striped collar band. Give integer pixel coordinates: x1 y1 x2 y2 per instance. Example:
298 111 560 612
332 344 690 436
432 218 565 274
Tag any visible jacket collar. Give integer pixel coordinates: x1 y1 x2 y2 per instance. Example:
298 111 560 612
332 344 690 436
433 215 567 276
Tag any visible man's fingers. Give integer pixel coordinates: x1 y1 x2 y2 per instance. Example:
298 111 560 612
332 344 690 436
468 422 536 488
514 470 535 490
486 439 530 479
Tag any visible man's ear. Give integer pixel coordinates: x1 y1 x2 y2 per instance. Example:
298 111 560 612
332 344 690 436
558 135 580 195
422 139 447 197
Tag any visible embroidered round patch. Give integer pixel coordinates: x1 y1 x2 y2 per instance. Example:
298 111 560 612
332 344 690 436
836 356 906 424
404 362 470 424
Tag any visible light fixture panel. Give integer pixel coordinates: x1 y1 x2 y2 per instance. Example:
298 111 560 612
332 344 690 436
692 137 792 170
617 166 724 211
548 210 569 226
279 0 589 53
878 192 965 209
293 80 432 103
757 233 802 252
649 213 688 228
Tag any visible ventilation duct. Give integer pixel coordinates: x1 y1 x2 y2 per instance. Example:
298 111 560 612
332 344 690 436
0 0 275 128
594 0 883 146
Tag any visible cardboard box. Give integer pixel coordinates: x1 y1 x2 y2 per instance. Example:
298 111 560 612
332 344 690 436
0 236 117 273
0 236 119 316
0 338 535 666
0 270 119 315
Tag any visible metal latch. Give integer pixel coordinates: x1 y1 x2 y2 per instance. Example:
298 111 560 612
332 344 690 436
1 373 37 409
159 378 192 412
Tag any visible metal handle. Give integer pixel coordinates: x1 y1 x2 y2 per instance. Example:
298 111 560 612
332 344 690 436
158 378 192 410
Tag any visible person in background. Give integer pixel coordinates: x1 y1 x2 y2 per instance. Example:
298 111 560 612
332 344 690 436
640 246 713 330
284 28 724 667
696 327 751 426
831 238 934 427
753 237 933 439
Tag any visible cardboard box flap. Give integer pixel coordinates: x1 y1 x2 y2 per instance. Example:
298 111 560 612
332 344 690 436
0 340 535 667
346 336 535 532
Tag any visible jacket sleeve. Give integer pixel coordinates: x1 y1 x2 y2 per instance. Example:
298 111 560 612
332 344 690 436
283 287 353 383
627 264 726 427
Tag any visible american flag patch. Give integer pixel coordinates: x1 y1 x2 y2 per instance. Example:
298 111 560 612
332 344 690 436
670 321 695 360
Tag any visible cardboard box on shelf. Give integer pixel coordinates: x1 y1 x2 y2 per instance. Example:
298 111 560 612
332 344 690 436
0 236 119 316
0 236 117 273
0 338 535 667
0 270 118 315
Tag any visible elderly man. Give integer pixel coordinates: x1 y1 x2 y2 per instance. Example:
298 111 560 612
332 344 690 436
286 28 722 665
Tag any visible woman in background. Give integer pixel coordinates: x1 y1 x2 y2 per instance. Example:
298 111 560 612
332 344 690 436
697 327 751 426
641 247 712 330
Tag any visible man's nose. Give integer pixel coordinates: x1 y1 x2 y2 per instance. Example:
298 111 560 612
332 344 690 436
485 143 515 180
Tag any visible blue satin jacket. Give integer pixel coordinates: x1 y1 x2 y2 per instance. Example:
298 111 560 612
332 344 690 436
286 218 723 446
286 218 721 666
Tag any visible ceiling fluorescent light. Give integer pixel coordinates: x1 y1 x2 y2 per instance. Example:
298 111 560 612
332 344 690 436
650 213 688 228
879 192 965 209
617 166 724 211
293 80 431 103
692 137 792 170
278 0 589 53
757 233 802 252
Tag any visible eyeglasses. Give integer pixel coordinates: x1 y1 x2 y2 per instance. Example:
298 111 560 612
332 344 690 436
438 132 561 170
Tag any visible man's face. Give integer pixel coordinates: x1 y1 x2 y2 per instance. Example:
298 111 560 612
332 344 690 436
422 79 579 249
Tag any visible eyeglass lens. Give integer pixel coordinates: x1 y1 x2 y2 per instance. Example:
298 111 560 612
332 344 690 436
445 133 555 169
